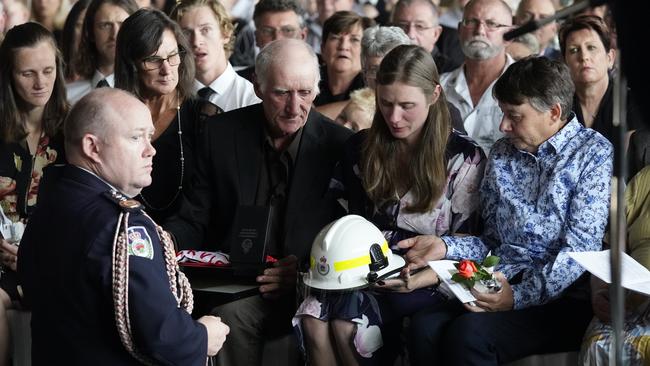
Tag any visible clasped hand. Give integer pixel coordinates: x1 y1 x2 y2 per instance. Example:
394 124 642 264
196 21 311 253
197 315 229 356
464 272 514 313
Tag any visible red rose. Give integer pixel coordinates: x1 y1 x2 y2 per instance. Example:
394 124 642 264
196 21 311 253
457 260 478 279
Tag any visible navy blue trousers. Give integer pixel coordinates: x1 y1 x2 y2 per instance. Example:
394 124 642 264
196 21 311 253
407 296 593 366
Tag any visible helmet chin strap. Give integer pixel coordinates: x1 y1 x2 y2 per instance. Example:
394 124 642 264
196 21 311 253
366 265 406 285
366 242 406 284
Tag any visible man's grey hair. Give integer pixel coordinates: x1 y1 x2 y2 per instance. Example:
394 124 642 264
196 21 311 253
512 33 540 55
255 39 320 93
361 26 411 65
391 0 440 24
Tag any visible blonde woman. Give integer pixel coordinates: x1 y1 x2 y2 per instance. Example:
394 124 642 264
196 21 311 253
335 88 376 132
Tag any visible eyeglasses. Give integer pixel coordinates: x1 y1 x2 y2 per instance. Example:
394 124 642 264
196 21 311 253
141 51 182 71
257 26 299 38
460 18 511 31
394 21 435 33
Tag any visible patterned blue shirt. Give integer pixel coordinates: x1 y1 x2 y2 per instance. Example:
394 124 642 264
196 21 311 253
442 118 613 309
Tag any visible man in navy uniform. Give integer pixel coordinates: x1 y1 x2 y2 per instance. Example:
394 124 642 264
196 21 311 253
17 88 229 365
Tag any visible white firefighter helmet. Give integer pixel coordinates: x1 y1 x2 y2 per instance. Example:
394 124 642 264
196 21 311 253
302 215 405 291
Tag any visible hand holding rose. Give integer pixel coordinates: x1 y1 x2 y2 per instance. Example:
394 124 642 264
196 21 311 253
464 272 514 313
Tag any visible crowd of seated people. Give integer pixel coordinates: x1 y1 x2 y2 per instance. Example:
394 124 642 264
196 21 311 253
0 0 649 364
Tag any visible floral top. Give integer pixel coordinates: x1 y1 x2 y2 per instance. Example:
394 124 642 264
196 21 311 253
0 134 65 223
330 129 486 248
443 117 613 310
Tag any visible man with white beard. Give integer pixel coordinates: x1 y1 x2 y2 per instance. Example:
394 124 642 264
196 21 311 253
440 0 514 154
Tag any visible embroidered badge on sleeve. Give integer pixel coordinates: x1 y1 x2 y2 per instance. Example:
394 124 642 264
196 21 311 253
127 226 154 260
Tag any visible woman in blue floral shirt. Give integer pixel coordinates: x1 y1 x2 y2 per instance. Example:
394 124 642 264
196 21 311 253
294 45 486 366
0 23 68 365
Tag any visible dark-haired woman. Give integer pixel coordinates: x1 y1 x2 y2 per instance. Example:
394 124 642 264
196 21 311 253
295 45 485 366
61 0 92 82
314 11 374 107
0 22 68 365
114 8 211 223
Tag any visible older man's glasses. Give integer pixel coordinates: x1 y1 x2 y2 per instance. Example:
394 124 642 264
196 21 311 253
141 51 182 71
394 21 435 34
460 18 511 31
258 26 298 38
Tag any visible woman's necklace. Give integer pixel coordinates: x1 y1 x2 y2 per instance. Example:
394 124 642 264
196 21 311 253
138 104 185 211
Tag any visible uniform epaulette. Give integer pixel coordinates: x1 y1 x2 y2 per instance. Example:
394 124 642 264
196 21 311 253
102 190 144 213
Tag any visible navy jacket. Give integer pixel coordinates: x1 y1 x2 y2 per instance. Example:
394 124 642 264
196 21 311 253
18 165 207 366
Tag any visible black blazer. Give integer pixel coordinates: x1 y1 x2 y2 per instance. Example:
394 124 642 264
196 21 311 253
165 103 353 263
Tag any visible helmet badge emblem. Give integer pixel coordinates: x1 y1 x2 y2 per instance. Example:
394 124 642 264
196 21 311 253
317 256 330 276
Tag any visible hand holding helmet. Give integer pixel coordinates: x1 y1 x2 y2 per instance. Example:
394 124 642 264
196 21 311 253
374 266 440 293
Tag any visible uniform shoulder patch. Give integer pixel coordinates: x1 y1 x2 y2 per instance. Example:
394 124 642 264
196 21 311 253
102 190 143 213
127 226 154 260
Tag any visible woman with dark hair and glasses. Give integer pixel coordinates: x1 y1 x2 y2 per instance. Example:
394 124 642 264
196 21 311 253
314 11 374 108
0 22 68 365
114 8 207 223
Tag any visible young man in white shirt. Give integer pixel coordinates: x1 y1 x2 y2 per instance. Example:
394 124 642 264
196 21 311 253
172 0 260 112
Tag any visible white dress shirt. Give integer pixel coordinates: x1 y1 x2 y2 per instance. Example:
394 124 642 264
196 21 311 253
65 71 115 105
440 55 514 155
193 63 260 112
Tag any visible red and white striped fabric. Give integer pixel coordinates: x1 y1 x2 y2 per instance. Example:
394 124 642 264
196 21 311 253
176 250 230 267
